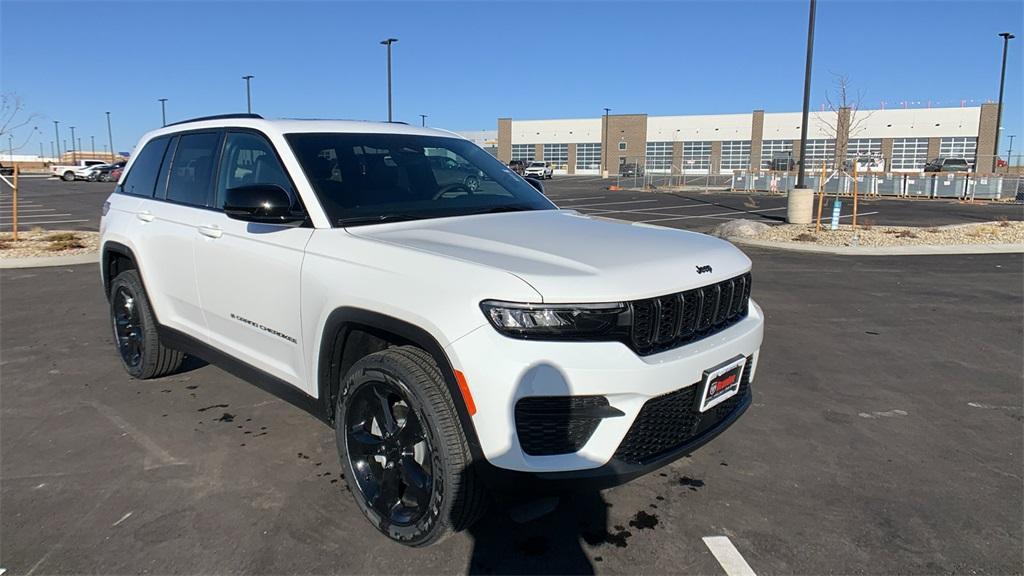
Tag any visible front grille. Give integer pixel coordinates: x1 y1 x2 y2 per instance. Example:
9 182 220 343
515 396 609 456
628 273 751 356
613 357 752 465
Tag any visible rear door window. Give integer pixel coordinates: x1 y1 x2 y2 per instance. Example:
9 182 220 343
165 132 222 208
120 137 170 197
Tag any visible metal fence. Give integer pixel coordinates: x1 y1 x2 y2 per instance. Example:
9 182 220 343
731 170 1024 201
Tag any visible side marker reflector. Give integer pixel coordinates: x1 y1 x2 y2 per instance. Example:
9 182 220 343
454 370 476 416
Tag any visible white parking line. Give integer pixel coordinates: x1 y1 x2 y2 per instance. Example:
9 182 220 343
0 219 88 227
0 213 72 220
0 208 57 213
703 536 757 576
639 207 787 223
579 204 708 216
563 199 660 209
549 195 607 202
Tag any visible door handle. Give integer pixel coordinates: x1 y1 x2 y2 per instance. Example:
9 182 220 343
198 225 222 239
136 211 155 222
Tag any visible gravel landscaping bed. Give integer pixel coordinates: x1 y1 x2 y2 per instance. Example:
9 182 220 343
0 230 99 258
748 221 1024 248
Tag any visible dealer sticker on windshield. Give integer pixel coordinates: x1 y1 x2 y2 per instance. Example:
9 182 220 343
699 355 747 412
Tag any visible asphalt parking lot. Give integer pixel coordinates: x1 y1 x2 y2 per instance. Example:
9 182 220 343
543 176 1024 233
2 231 1021 572
0 176 111 232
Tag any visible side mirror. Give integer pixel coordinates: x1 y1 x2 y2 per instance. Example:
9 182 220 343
525 176 545 194
224 184 305 224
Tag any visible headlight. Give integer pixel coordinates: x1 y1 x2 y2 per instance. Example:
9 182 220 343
480 300 630 340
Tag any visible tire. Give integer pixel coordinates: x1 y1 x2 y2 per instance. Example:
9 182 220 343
464 175 479 193
109 270 184 379
62 171 75 181
335 346 486 547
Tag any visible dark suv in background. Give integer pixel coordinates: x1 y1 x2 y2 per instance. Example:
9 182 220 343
924 157 971 173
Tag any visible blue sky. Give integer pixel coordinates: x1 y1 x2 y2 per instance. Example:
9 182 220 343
1 0 1021 156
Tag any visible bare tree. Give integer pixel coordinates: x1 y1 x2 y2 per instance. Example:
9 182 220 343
0 92 41 152
816 73 875 165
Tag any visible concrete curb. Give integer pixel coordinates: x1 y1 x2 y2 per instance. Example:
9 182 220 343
0 252 98 269
730 238 1024 256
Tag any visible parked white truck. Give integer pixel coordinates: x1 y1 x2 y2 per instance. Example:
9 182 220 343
51 159 107 181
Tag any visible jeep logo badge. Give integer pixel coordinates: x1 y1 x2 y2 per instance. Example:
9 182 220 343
696 265 713 274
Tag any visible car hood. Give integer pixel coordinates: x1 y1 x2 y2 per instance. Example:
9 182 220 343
347 210 751 302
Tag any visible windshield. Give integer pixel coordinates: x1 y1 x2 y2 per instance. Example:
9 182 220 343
286 133 555 227
528 162 545 168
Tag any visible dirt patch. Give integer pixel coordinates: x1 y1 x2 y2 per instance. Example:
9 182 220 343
745 221 1024 248
0 230 98 258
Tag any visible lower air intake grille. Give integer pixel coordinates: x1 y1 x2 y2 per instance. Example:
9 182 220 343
515 396 610 456
613 357 753 465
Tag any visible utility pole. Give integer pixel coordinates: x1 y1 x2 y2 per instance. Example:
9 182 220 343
796 0 817 189
242 75 254 113
420 114 427 127
602 107 611 177
380 38 398 121
69 126 77 162
993 32 1015 172
106 111 114 161
159 98 168 127
53 120 61 159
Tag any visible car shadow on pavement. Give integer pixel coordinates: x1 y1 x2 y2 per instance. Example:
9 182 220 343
464 362 614 575
467 489 610 575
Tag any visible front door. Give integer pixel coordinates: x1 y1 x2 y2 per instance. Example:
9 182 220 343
193 130 312 388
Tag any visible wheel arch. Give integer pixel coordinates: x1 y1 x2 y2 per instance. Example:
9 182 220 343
101 240 139 299
317 307 483 460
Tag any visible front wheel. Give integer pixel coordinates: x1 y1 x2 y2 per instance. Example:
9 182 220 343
335 346 485 546
109 270 184 379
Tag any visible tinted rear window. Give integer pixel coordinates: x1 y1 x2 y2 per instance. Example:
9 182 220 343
120 137 170 197
165 132 221 207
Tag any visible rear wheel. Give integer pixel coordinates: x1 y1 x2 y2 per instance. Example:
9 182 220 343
336 346 485 546
62 171 75 181
109 270 183 379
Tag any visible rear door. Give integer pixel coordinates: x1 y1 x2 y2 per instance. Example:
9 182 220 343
193 130 312 388
135 131 223 339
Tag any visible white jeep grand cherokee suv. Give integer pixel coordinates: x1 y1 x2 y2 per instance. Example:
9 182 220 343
100 114 764 546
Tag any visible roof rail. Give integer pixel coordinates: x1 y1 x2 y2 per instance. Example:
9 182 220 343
165 113 264 127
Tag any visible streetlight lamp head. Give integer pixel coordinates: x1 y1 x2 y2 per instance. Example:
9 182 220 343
999 32 1015 39
381 38 398 45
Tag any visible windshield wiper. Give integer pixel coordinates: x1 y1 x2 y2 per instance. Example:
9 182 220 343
465 204 536 216
336 214 423 227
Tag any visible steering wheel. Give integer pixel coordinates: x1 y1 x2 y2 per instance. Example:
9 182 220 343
432 182 473 200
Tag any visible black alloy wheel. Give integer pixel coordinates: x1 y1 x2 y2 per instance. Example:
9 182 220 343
112 285 144 369
345 378 435 527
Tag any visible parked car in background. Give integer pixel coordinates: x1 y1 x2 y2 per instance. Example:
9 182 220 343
620 162 645 177
87 162 127 182
51 159 107 181
524 160 553 179
0 162 13 176
427 155 482 192
508 159 527 175
924 157 971 173
107 166 124 182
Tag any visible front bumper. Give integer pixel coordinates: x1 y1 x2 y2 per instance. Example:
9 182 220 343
445 300 764 477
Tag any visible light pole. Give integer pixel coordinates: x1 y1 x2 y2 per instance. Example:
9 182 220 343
40 142 44 159
69 126 77 162
53 120 61 159
242 75 254 113
602 107 611 176
993 32 1015 172
796 0 817 189
1007 135 1016 171
420 114 427 127
380 38 398 121
50 141 55 159
8 135 12 163
91 135 96 155
77 138 82 158
158 98 168 127
106 111 114 161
